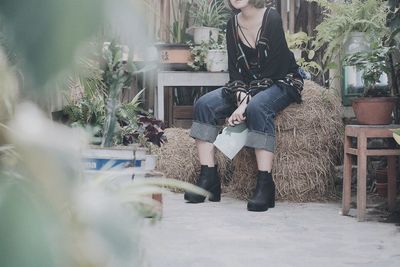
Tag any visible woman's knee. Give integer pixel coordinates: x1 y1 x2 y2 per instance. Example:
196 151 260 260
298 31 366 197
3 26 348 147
194 95 211 115
246 100 273 117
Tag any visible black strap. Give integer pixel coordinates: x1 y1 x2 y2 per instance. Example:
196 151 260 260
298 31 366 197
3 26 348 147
232 8 272 79
237 24 262 49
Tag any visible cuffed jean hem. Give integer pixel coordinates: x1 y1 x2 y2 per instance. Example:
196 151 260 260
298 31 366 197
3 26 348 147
245 131 275 152
189 121 220 143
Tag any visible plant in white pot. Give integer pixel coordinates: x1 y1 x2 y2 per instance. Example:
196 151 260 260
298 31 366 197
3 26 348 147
189 0 228 45
206 32 228 72
188 32 228 72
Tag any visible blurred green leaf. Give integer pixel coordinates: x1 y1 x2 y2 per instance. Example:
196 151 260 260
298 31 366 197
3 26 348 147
0 0 104 90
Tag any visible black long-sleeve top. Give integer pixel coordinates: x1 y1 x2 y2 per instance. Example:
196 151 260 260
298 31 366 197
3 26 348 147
226 8 299 84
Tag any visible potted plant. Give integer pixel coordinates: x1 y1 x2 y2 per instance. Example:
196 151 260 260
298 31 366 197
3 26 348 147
189 0 228 45
309 0 388 68
344 43 398 124
188 32 228 72
63 41 165 171
206 32 228 72
156 0 193 70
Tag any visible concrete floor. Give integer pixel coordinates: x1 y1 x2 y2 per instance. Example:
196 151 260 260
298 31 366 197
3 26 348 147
141 193 400 267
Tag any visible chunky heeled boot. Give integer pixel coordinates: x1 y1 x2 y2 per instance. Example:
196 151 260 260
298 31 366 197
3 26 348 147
247 171 275 212
184 165 221 203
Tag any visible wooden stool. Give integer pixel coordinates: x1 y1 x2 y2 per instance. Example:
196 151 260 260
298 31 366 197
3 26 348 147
342 125 400 221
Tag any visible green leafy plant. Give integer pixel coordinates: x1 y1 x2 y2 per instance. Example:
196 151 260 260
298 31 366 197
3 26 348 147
0 1 199 266
285 31 322 76
188 32 226 71
170 0 193 43
188 41 210 71
100 41 137 147
64 40 163 147
190 0 228 29
308 0 388 67
343 43 395 96
386 0 400 96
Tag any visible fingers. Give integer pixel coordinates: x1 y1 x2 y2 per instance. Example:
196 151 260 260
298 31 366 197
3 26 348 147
228 113 246 126
238 112 245 121
228 115 235 126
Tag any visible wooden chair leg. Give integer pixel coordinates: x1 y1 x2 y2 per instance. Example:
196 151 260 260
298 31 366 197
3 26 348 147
342 136 352 215
357 132 367 222
387 156 397 211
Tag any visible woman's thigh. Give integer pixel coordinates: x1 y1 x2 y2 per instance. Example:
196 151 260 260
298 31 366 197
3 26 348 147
193 88 234 123
248 84 293 114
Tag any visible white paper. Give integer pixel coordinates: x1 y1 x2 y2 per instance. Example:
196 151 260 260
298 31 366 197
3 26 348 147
213 124 248 160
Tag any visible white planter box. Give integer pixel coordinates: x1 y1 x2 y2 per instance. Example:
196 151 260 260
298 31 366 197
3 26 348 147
82 145 137 170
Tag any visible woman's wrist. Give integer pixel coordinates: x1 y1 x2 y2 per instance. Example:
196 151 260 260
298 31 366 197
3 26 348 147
236 91 250 106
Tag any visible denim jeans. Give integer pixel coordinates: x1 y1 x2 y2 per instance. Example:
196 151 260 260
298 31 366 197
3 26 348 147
189 84 295 152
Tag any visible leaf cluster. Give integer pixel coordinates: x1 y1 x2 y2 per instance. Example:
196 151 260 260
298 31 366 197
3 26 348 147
309 0 388 66
286 31 322 76
190 0 229 29
63 41 164 147
343 44 395 95
170 0 193 43
188 31 226 71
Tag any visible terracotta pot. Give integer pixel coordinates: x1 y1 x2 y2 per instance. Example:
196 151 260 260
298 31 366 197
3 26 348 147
155 43 192 71
352 97 398 125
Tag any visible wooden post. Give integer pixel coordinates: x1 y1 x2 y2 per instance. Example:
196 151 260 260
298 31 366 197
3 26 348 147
280 0 288 32
387 156 397 211
307 1 314 36
289 0 296 33
342 134 352 216
357 132 367 222
160 0 171 42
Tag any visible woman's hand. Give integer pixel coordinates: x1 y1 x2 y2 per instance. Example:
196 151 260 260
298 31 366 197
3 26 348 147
228 104 247 126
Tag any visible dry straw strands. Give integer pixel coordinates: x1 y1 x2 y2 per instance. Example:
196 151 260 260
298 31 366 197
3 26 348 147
154 128 230 191
155 80 343 201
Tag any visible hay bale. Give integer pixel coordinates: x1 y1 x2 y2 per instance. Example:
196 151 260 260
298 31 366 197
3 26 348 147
155 80 343 201
154 128 231 189
227 80 343 201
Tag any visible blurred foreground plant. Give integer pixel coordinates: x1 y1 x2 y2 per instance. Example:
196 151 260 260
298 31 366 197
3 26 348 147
0 103 206 267
63 39 162 148
0 0 202 266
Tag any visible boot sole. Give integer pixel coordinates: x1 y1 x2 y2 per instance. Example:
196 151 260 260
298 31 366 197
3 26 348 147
184 185 221 203
247 200 275 212
247 203 269 212
184 193 206 203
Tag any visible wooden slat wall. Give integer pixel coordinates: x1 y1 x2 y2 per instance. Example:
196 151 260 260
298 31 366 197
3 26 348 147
277 0 323 36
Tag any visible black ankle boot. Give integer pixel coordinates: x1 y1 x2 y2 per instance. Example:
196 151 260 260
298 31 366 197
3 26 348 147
184 165 221 203
247 171 275 212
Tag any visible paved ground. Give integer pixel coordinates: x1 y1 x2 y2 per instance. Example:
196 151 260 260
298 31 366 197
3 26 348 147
141 193 400 267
